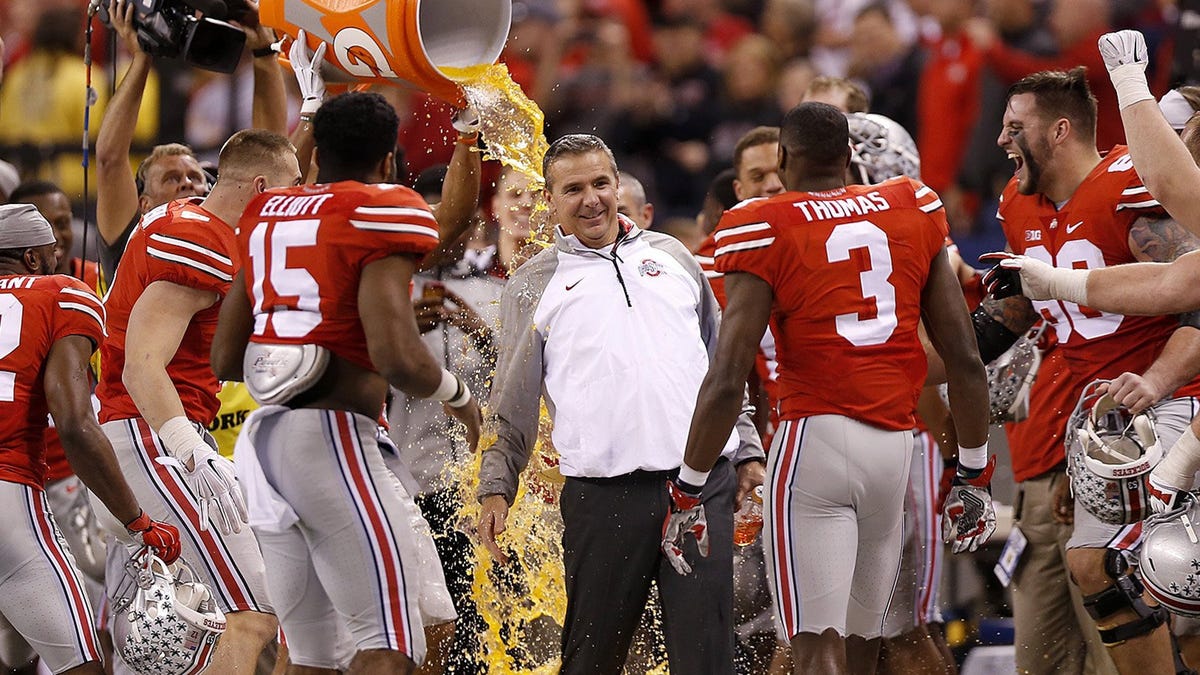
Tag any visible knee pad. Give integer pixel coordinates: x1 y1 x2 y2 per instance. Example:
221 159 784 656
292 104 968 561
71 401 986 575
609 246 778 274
1082 552 1168 646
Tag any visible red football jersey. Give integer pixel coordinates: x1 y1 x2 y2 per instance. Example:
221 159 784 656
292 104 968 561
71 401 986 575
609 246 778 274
997 146 1200 397
238 181 440 370
98 198 236 425
714 177 948 431
45 258 106 482
1005 342 1077 482
0 275 105 489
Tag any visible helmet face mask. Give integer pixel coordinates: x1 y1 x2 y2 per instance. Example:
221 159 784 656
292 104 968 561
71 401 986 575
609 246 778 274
112 550 226 675
1140 495 1200 617
1067 381 1162 525
846 113 921 186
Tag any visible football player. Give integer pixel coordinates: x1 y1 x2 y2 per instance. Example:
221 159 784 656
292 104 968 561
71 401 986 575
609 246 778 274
668 102 992 674
977 68 1200 674
0 204 177 674
211 91 482 674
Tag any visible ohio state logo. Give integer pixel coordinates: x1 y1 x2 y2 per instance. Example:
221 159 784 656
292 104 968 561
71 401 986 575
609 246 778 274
639 259 664 277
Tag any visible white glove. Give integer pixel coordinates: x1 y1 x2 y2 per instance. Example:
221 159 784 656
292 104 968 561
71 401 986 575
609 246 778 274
980 251 1089 304
1098 30 1149 73
660 478 709 575
157 442 249 536
452 104 481 136
289 30 327 115
1098 30 1154 109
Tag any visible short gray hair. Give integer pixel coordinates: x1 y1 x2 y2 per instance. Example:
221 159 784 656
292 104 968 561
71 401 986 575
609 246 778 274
542 134 619 189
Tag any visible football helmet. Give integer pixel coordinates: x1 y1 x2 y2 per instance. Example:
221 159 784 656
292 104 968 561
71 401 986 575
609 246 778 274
985 325 1044 423
1067 380 1163 525
846 112 921 185
1140 494 1200 617
111 549 226 675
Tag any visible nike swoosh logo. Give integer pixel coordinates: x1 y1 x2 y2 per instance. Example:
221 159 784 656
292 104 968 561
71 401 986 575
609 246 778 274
566 279 583 291
1066 221 1084 234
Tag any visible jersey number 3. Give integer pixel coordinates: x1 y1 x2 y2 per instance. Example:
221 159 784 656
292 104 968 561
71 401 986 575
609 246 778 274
826 221 898 347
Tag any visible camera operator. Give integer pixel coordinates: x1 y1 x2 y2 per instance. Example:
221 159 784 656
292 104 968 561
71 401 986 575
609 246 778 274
95 0 286 268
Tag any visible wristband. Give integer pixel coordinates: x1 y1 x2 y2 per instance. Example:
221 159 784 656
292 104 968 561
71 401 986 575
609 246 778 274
430 369 459 401
252 45 279 58
457 132 479 146
1110 63 1154 110
957 442 989 472
678 463 710 489
447 380 473 408
300 98 321 116
1154 426 1200 489
157 416 206 464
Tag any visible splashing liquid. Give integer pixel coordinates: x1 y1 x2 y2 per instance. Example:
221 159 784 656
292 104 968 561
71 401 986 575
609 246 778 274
436 65 668 672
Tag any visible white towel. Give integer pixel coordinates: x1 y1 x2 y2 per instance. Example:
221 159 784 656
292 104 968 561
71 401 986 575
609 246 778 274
232 406 299 533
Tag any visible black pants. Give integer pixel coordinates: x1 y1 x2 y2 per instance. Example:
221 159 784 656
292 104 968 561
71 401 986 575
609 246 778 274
560 459 736 675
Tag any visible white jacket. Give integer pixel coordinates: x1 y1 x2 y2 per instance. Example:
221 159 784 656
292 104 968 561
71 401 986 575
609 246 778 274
480 219 763 503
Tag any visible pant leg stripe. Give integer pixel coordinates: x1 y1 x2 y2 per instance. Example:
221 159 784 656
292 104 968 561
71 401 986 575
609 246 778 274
919 432 940 624
126 418 258 612
25 486 100 662
768 419 805 637
326 411 414 656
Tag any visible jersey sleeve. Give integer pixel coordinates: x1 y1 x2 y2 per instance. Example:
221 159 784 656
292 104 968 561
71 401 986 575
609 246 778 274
350 185 442 266
711 205 783 285
909 179 951 242
143 213 235 295
50 276 106 348
1115 172 1169 219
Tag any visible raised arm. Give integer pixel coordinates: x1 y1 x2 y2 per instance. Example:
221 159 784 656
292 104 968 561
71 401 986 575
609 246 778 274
241 1 287 135
1100 30 1200 234
421 108 483 269
96 0 151 245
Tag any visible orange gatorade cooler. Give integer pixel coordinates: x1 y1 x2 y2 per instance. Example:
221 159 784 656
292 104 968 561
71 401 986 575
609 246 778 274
258 0 511 105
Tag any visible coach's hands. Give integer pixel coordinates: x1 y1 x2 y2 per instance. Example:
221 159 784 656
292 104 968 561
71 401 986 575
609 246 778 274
125 511 182 564
478 494 510 564
942 456 998 553
661 477 709 575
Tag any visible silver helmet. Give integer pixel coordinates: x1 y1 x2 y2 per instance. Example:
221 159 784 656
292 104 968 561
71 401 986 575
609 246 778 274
111 550 226 675
986 326 1045 424
1067 380 1163 525
1140 495 1200 616
846 112 921 185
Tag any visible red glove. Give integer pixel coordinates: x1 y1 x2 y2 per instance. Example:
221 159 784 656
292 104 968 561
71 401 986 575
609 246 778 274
937 459 957 513
125 511 182 564
661 478 709 575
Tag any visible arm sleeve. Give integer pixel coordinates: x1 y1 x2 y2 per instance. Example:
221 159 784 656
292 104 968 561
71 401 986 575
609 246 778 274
478 261 552 505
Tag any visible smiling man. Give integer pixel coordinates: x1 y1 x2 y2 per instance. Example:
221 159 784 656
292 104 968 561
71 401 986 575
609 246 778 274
975 68 1200 675
477 133 765 674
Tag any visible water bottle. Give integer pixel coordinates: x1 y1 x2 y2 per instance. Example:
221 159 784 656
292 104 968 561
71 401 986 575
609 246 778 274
733 485 764 546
